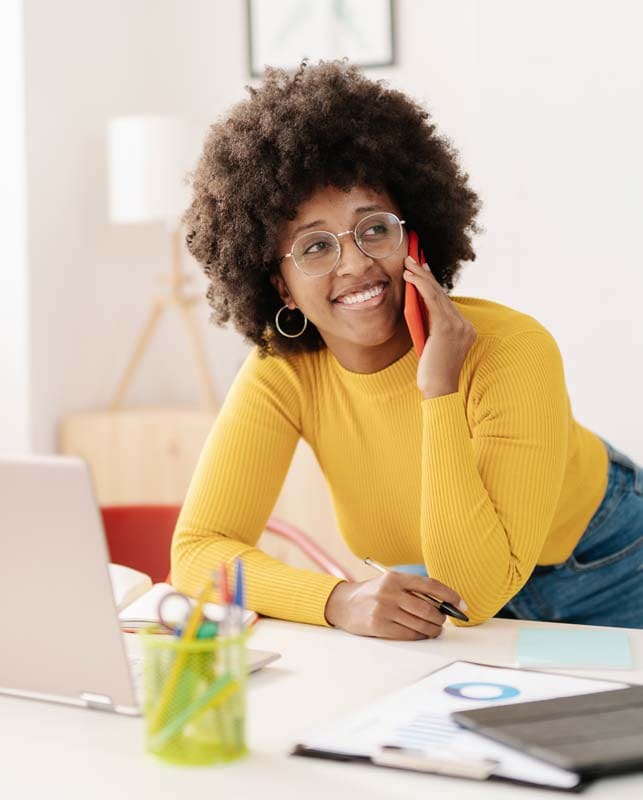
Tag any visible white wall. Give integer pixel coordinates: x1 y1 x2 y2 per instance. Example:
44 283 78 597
15 0 643 460
0 0 30 452
441 0 643 460
22 0 250 452
380 0 643 459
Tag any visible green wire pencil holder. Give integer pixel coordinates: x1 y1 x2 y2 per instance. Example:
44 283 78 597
140 626 249 765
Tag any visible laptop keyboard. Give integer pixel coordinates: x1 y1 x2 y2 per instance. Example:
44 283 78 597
122 634 279 706
122 635 145 701
129 656 144 691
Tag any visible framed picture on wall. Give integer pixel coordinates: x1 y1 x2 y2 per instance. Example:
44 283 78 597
247 0 396 77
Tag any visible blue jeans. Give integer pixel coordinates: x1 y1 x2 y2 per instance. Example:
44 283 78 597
398 437 643 628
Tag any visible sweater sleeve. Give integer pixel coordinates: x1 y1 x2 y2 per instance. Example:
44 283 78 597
420 330 569 625
171 348 342 625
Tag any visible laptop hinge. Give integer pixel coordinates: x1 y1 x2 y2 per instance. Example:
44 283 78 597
80 691 115 712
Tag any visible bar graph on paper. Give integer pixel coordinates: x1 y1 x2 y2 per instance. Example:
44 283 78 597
388 712 460 749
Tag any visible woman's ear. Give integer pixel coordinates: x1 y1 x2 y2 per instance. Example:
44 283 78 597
270 273 295 308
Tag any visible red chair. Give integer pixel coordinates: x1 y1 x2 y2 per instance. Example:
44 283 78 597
101 505 180 584
101 506 354 583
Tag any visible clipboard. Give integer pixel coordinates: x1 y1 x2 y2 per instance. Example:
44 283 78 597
291 660 630 791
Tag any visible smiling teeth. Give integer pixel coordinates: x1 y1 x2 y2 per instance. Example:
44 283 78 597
337 284 385 305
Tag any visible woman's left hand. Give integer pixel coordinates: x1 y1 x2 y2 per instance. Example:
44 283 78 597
403 255 477 399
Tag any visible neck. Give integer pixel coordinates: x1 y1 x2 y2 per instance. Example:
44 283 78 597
322 323 413 374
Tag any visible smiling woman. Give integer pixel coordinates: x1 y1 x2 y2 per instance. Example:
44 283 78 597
174 59 643 637
272 187 414 374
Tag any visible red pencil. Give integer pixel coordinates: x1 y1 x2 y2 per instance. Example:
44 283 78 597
219 562 232 605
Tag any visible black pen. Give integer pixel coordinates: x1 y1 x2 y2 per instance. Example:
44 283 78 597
363 558 469 623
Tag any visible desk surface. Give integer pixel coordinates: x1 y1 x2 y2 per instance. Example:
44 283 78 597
2 617 642 800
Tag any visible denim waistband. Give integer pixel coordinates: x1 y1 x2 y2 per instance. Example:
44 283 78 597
598 435 643 494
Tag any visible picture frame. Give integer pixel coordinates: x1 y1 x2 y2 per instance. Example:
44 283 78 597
247 0 396 77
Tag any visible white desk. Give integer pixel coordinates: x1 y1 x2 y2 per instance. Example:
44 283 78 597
1 618 642 799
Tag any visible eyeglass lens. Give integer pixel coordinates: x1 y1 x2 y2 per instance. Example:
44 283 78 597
292 212 404 276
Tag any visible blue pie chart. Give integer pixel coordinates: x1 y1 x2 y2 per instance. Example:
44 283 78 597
444 681 520 701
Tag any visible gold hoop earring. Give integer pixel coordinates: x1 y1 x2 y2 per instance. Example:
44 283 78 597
275 305 308 338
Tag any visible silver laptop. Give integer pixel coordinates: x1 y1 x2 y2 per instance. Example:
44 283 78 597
0 455 279 716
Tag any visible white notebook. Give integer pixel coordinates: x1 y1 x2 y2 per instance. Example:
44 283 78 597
108 563 153 611
109 564 257 630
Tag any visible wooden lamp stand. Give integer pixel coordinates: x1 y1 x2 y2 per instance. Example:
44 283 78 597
110 227 218 413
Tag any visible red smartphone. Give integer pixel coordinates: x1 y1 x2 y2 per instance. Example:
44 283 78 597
404 230 430 356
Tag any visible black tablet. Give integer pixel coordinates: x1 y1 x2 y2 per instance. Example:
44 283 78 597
451 685 643 780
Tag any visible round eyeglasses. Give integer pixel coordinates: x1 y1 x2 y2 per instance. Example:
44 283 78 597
278 211 406 277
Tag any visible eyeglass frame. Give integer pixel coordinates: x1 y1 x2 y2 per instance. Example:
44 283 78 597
277 211 407 278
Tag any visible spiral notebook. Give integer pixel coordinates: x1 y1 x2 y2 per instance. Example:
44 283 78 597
292 661 629 790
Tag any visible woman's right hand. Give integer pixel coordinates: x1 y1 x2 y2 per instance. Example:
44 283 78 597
324 571 466 640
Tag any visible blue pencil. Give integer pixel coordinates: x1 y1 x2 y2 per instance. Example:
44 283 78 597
233 557 245 632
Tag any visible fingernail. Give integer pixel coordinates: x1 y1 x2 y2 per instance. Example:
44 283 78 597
458 599 468 612
406 255 417 264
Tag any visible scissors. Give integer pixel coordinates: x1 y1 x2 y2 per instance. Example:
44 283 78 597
157 590 220 638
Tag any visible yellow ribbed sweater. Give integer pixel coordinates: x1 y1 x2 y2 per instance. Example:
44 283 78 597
171 296 608 626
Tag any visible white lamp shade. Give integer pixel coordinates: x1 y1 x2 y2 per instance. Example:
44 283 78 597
108 115 203 225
